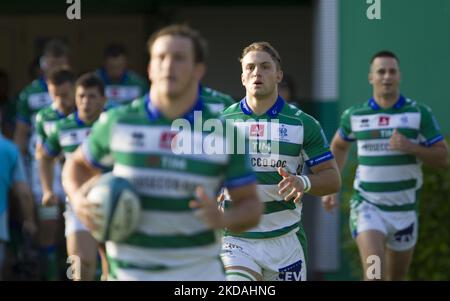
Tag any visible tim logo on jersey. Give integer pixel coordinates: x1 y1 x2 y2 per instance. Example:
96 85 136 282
250 124 265 138
278 260 303 281
378 116 390 126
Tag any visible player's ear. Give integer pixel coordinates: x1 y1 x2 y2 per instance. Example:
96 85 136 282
277 70 283 84
147 62 152 82
195 63 206 81
368 71 373 85
241 72 246 87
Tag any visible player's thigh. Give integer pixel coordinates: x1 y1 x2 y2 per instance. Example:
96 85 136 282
221 237 262 281
385 247 414 281
66 231 98 260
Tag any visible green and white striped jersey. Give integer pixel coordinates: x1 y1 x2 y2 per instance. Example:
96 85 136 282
200 85 235 114
35 103 70 146
96 69 148 106
222 96 333 239
44 111 95 160
339 96 443 211
82 93 255 278
16 78 52 155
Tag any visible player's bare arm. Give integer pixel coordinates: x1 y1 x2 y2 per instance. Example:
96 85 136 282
389 129 448 168
62 146 102 231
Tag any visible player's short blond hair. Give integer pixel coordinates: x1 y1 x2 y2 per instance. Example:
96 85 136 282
240 42 282 70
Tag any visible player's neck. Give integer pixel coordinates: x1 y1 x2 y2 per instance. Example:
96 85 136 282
55 103 75 116
246 92 278 116
151 84 198 120
373 91 400 109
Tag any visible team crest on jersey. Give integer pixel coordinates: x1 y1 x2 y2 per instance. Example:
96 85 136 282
400 114 408 125
378 116 390 126
250 124 265 137
279 124 288 140
159 131 177 150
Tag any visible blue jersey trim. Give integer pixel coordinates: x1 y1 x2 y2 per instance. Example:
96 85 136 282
223 173 257 189
305 151 334 167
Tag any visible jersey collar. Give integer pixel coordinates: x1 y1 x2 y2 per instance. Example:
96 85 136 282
99 68 128 85
74 111 95 126
51 103 67 119
368 94 406 110
39 77 48 92
240 95 285 118
144 88 204 123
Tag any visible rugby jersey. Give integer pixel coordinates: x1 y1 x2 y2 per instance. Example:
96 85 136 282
222 96 333 239
339 95 443 211
82 93 255 278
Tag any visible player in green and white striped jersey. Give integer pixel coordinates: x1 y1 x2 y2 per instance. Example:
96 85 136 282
200 85 235 114
41 73 108 280
36 67 76 206
62 25 262 281
220 42 341 281
322 51 448 280
34 67 76 280
95 44 148 106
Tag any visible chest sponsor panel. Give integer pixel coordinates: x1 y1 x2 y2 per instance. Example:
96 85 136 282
28 92 52 111
113 164 223 199
106 86 141 102
59 128 91 147
351 112 421 132
357 139 418 157
249 153 301 173
233 121 303 145
111 124 228 164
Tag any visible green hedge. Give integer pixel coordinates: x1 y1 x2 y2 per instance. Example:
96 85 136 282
340 139 450 280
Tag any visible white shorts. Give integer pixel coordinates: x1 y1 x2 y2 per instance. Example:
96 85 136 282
350 201 418 251
30 159 65 203
64 201 88 237
108 258 225 281
221 230 307 281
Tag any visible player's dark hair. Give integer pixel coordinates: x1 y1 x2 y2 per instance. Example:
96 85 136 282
47 66 75 86
370 50 400 65
43 39 69 58
147 24 208 63
75 73 105 96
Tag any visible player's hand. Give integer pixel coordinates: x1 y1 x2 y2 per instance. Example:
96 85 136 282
277 167 303 203
42 190 59 207
190 186 225 229
389 129 416 153
322 194 339 212
71 176 103 233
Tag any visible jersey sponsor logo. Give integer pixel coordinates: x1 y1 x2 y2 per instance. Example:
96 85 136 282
131 131 145 147
251 157 287 168
361 142 390 152
378 116 390 126
278 260 303 281
250 124 265 138
360 118 370 128
400 114 408 125
159 131 177 150
394 222 414 243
